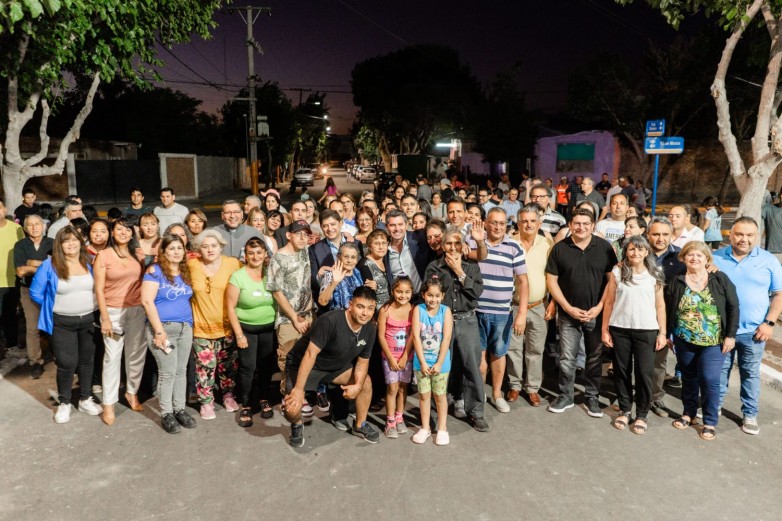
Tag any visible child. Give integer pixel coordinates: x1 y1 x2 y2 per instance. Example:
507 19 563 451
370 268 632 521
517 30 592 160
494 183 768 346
411 277 453 445
701 196 724 250
377 277 415 438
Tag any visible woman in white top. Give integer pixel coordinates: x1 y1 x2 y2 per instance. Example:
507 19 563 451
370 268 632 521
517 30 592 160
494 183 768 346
29 225 103 424
601 235 667 435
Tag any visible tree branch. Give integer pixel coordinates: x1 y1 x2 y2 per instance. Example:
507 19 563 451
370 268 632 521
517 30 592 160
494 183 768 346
20 72 101 179
23 99 51 167
710 0 764 181
753 4 782 159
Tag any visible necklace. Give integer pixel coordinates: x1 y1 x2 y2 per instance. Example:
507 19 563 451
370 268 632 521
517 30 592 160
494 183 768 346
686 272 707 286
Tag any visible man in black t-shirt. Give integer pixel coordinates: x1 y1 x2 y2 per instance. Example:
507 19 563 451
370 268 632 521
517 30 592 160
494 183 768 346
545 208 617 418
283 286 379 447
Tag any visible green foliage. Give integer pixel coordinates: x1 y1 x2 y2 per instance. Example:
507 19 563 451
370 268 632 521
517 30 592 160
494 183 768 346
616 0 782 30
0 0 225 106
220 82 299 167
351 44 482 155
352 124 381 163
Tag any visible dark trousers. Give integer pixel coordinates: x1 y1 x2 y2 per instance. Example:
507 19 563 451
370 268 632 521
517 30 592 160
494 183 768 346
610 326 656 418
557 313 602 399
51 312 97 404
674 337 725 426
448 313 485 418
236 322 275 405
0 285 20 349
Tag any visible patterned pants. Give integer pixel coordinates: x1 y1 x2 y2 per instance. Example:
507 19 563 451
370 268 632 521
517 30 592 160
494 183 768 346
192 337 238 405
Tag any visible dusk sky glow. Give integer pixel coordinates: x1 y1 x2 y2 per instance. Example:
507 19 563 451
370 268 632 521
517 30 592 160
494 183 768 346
156 0 691 135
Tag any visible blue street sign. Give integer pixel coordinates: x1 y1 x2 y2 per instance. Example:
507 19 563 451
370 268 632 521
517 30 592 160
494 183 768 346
646 119 666 137
644 136 684 154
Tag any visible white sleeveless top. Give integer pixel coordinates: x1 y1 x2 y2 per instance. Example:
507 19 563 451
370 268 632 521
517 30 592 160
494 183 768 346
608 266 660 330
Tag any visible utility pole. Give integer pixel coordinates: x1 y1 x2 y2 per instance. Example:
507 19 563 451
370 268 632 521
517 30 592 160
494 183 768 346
290 87 312 107
227 5 271 196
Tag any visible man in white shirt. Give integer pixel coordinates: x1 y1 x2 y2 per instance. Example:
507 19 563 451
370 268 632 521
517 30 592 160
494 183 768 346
595 193 629 243
47 196 83 238
668 205 704 247
153 187 189 233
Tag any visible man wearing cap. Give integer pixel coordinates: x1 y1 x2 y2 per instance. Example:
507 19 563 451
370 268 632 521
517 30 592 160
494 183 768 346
268 219 316 397
209 199 258 260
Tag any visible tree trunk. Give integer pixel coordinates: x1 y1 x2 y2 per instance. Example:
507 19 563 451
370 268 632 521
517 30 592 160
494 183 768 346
0 163 26 212
737 163 773 223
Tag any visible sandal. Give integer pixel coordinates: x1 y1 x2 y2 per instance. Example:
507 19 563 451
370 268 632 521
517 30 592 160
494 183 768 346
672 416 695 430
699 426 716 441
631 418 648 435
260 400 274 419
238 407 253 428
612 412 630 431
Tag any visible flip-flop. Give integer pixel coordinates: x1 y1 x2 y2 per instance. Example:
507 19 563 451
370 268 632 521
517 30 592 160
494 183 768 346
699 426 716 441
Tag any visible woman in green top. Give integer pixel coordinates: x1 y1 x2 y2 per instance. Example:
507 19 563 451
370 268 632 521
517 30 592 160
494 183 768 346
226 237 277 427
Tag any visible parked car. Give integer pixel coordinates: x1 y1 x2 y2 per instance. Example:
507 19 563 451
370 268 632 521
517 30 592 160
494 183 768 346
290 168 314 193
358 167 377 183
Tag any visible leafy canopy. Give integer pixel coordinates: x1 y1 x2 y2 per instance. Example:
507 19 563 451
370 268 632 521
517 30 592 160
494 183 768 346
615 0 782 29
0 0 224 102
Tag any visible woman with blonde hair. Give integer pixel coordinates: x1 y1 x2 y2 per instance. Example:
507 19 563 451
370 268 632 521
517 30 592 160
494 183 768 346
665 241 738 441
188 229 242 420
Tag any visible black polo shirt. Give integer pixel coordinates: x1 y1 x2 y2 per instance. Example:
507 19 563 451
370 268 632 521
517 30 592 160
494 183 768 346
13 237 53 287
545 235 617 310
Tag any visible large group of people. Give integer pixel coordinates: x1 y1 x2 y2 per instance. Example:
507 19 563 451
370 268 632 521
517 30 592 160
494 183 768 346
0 172 780 447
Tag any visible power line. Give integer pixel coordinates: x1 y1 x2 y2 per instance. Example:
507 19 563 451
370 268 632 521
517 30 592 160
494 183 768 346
157 42 227 91
334 0 411 47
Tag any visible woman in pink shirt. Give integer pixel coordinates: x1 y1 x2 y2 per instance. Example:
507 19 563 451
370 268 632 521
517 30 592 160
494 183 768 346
94 217 147 425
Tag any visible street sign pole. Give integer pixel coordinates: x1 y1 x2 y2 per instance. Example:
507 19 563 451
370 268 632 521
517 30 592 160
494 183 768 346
651 154 660 216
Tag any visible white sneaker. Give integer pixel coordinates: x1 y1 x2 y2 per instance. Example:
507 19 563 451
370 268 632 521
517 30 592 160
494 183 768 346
491 396 511 413
301 403 314 417
54 404 72 424
78 397 103 416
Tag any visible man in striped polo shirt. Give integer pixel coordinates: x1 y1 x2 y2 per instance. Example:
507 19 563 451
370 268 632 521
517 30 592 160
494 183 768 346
529 184 566 239
476 207 529 413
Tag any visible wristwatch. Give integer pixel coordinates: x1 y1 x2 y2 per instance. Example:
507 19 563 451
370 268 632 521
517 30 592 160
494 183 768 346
765 320 776 327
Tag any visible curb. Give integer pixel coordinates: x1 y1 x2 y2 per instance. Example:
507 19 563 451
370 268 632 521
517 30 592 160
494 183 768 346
761 363 782 393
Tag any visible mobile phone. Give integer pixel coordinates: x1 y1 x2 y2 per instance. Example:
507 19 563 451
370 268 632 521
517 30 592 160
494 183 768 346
161 339 173 354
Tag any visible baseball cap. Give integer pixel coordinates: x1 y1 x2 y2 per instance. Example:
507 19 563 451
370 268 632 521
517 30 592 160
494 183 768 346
288 220 312 234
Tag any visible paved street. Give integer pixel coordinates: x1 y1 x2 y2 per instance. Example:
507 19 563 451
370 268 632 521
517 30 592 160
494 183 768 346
1 349 780 521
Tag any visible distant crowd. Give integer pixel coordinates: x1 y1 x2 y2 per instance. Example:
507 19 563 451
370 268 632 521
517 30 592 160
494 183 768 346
0 168 780 446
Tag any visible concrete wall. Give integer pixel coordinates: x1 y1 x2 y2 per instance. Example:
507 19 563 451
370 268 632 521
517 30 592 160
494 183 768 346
196 156 240 196
534 131 619 182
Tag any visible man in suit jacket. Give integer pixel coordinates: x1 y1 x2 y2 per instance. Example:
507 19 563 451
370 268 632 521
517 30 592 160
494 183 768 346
383 210 433 292
309 209 363 312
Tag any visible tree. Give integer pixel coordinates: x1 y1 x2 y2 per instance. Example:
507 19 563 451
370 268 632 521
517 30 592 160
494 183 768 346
472 64 535 174
351 123 382 164
567 35 719 185
351 44 482 171
0 0 223 210
48 80 226 158
617 0 782 221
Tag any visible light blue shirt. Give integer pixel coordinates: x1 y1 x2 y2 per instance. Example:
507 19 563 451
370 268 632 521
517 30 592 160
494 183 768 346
388 234 422 292
712 246 782 335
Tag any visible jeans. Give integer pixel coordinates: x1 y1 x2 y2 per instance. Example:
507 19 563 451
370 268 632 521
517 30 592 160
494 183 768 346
674 337 725 426
51 312 98 404
478 312 512 357
719 332 765 418
609 327 657 418
506 304 547 393
236 322 275 405
147 322 192 414
557 313 602 399
448 313 485 417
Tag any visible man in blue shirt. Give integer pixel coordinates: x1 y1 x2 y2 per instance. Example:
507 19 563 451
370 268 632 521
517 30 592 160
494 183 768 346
712 217 782 435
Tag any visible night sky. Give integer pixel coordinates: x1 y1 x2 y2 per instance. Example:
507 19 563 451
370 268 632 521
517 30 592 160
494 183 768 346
157 0 694 134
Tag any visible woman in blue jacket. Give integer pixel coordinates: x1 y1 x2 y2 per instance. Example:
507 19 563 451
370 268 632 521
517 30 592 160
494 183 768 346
30 225 103 424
